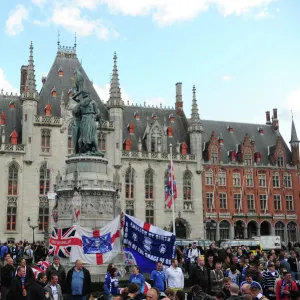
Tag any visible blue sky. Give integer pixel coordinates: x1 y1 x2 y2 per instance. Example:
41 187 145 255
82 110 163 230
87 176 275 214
0 0 299 145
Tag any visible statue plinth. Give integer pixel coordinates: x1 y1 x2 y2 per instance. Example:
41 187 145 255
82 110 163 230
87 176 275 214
55 156 124 281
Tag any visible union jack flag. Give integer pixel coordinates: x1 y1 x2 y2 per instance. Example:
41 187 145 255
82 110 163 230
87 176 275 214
31 261 51 279
49 226 82 258
165 162 177 208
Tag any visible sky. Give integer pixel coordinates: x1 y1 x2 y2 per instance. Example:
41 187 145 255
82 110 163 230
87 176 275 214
0 0 300 146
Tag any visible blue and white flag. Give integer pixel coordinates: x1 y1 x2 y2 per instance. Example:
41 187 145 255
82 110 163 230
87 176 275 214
123 215 176 273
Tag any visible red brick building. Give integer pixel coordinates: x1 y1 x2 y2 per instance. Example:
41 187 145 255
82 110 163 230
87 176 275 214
201 109 300 244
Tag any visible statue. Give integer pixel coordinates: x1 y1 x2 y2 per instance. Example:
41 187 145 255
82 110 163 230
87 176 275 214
71 68 104 156
72 187 82 224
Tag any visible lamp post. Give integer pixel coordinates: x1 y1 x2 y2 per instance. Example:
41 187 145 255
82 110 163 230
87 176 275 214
27 217 40 243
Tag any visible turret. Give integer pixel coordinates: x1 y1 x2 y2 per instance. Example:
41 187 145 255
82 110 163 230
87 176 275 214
188 85 203 173
290 117 299 166
107 52 124 167
21 41 39 163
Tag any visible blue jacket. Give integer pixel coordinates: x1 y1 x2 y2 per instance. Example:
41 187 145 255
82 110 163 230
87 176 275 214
129 273 145 294
104 274 119 296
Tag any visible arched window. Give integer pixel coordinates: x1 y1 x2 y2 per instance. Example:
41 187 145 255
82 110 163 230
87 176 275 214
272 172 280 188
183 171 192 200
8 163 18 195
218 169 226 186
39 163 50 195
283 172 292 188
277 150 284 167
125 167 135 199
150 126 162 152
275 221 285 242
287 222 297 243
41 129 51 153
145 169 154 200
219 221 230 239
68 125 73 154
38 197 49 232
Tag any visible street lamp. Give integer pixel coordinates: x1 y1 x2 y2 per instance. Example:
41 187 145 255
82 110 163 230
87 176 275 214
27 217 40 243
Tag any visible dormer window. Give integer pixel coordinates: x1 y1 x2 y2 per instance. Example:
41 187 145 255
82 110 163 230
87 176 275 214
167 126 173 137
227 125 233 133
218 135 224 145
210 147 218 164
152 113 157 121
150 126 162 152
169 114 174 123
181 141 188 155
244 153 252 166
258 127 264 135
45 104 52 117
128 123 134 135
58 68 63 77
10 130 18 145
255 152 261 164
1 112 6 125
277 154 284 167
134 111 140 120
124 139 132 151
9 101 15 109
51 87 57 97
68 89 73 97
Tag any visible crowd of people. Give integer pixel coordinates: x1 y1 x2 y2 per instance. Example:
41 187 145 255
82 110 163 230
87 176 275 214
2 240 300 300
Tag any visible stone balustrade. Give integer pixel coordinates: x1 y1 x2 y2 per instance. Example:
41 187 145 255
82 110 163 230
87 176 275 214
0 144 25 153
34 115 62 126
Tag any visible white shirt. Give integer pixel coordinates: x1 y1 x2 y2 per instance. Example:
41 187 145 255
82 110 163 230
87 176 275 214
188 248 200 260
51 285 59 300
165 266 184 289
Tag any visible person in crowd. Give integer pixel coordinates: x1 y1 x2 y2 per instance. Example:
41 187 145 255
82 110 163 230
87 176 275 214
150 261 166 292
222 277 232 300
146 288 160 300
206 255 215 272
28 272 48 300
104 267 120 300
240 283 250 295
65 259 92 300
123 283 140 300
46 256 67 289
6 266 28 300
176 290 185 300
1 257 15 300
275 271 298 300
223 256 232 271
232 257 240 271
240 272 262 291
227 283 242 300
215 291 226 300
24 244 33 265
210 261 224 295
287 251 298 281
249 286 268 300
128 266 145 300
184 244 192 274
261 262 279 300
176 246 184 268
165 259 184 291
1 243 9 262
260 252 269 270
225 265 241 286
279 255 291 273
189 284 214 300
44 274 63 300
190 256 209 292
19 258 34 280
188 242 201 267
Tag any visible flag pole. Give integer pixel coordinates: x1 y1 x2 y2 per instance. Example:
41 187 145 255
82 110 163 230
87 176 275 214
170 144 176 236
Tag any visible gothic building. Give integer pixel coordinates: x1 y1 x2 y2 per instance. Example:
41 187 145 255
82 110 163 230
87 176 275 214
202 111 300 244
0 42 203 242
0 41 299 244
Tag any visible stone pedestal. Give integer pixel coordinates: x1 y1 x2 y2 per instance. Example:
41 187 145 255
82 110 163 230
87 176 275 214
55 156 124 281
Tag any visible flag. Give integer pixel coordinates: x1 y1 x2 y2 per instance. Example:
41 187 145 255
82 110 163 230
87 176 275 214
31 260 51 279
70 215 121 265
123 215 176 273
49 226 82 258
165 163 177 208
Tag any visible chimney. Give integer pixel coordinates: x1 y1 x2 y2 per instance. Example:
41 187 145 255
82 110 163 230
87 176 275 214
175 82 183 116
265 111 271 125
272 108 279 130
20 65 28 94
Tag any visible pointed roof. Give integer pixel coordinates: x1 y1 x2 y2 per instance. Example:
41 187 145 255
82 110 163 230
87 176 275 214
290 118 299 144
188 86 203 133
107 52 124 108
22 42 38 100
38 44 108 119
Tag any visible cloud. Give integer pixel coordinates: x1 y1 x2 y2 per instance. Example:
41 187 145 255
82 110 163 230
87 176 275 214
31 0 48 6
102 0 276 25
255 7 271 19
222 75 232 81
33 19 50 27
6 4 29 36
0 68 18 94
94 83 132 104
51 4 116 39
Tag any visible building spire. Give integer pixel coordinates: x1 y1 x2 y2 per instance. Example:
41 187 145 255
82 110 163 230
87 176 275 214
188 85 202 133
290 116 299 145
107 52 124 108
74 32 77 51
23 41 38 100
